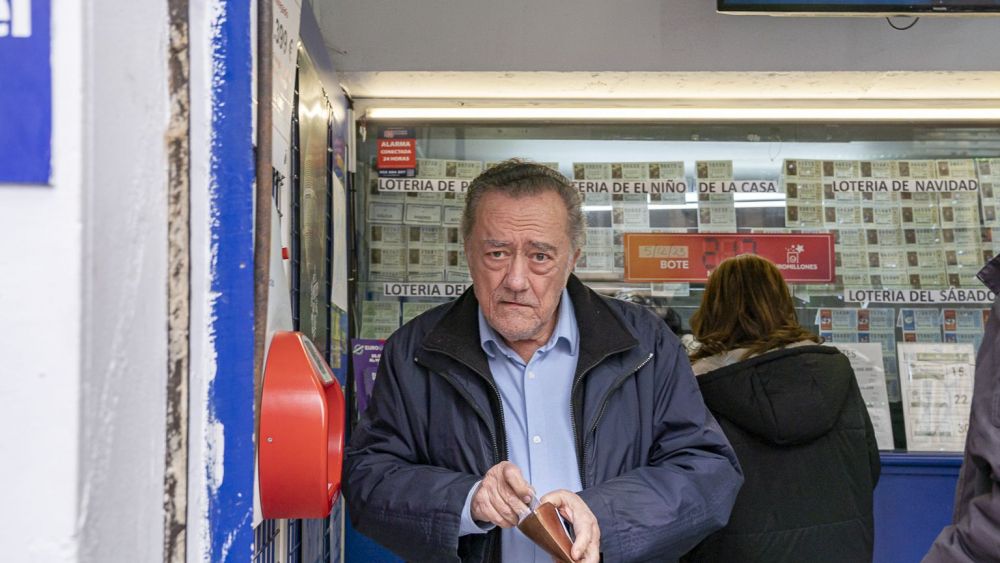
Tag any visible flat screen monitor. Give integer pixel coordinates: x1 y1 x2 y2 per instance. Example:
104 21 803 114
718 0 1000 15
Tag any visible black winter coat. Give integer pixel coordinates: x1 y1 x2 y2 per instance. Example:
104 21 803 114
683 345 880 563
344 275 743 562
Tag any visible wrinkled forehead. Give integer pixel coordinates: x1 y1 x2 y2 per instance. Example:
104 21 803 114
473 199 570 245
482 238 559 252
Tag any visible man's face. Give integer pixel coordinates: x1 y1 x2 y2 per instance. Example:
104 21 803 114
465 190 579 348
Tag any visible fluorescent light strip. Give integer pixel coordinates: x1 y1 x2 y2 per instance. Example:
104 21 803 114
367 106 1000 121
649 204 699 210
587 202 785 211
734 201 787 209
734 193 785 201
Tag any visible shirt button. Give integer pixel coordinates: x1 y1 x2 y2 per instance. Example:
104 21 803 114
528 371 536 379
532 435 542 444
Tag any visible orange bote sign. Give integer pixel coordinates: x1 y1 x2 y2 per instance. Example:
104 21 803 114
623 233 835 283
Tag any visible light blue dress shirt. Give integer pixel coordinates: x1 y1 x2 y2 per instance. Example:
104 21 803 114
458 289 583 563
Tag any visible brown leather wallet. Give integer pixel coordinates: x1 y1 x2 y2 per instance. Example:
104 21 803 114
516 502 575 563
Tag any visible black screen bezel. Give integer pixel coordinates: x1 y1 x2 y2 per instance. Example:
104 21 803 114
717 1 1000 13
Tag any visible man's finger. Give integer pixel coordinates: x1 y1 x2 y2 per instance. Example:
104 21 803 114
476 502 508 529
570 523 590 561
487 487 522 527
501 463 535 503
539 490 600 562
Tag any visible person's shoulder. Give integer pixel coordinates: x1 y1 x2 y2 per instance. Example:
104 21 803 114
753 344 854 383
383 299 460 352
597 293 662 330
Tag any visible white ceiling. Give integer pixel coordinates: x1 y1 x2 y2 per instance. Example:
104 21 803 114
311 1 1000 105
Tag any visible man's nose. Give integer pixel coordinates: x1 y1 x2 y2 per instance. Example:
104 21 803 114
503 254 530 292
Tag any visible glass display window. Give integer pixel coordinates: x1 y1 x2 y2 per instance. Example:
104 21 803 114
353 121 1000 451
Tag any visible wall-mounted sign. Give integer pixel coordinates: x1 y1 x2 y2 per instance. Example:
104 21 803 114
623 232 835 283
382 282 469 298
0 0 50 184
376 126 416 177
350 339 383 414
270 0 302 171
846 288 995 304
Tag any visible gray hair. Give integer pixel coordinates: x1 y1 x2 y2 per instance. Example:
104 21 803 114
461 159 586 250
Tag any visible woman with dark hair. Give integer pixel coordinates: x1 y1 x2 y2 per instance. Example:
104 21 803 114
682 254 880 563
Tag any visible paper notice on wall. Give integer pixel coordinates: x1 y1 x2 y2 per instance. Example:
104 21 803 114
898 308 943 343
817 307 900 401
832 343 895 450
695 161 737 233
942 307 990 355
271 0 302 171
351 339 383 415
697 195 737 233
359 300 401 339
897 343 975 452
977 159 1000 227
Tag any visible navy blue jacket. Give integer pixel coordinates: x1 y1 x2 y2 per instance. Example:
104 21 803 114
345 275 743 562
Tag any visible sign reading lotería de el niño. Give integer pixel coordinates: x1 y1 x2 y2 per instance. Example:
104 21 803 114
623 233 835 283
0 0 50 184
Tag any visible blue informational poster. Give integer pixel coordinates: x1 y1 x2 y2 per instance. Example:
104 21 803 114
0 0 51 185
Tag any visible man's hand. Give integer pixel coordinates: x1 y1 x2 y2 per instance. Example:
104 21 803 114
470 461 535 528
540 489 600 563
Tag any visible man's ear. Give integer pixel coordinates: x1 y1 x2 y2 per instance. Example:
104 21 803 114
570 248 581 269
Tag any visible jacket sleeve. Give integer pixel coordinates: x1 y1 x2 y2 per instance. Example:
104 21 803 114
923 465 1000 563
923 301 1000 563
863 392 882 487
344 336 480 562
577 334 744 563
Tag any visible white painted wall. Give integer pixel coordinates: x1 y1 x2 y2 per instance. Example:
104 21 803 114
0 1 170 561
77 0 170 561
0 0 83 560
187 0 217 560
316 0 1000 72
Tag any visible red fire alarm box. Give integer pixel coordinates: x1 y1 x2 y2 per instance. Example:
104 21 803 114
258 331 346 519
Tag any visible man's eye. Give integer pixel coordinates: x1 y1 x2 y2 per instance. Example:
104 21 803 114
489 251 505 258
532 253 550 262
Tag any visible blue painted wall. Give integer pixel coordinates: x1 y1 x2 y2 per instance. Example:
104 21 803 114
208 0 256 560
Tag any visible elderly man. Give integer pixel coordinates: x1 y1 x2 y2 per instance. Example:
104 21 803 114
345 160 742 562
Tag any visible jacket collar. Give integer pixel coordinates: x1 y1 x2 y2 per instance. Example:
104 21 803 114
421 274 638 376
978 253 1000 294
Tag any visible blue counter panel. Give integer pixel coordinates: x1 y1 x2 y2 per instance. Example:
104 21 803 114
345 512 402 563
344 453 964 562
874 453 962 563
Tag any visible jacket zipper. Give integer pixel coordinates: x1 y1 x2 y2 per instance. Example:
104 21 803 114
571 352 653 487
415 355 507 563
415 356 508 464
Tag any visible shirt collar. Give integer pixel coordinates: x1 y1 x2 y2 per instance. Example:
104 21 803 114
478 288 579 360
